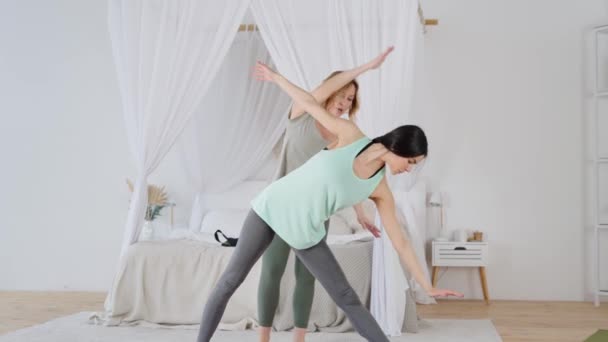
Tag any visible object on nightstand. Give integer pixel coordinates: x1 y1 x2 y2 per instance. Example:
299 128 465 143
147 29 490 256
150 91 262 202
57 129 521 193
429 192 448 239
454 229 468 242
468 230 484 242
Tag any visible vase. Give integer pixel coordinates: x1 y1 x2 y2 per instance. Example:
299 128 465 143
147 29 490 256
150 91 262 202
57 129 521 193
139 220 155 241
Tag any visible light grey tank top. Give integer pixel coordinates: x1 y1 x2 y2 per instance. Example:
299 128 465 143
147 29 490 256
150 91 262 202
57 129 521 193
274 113 327 179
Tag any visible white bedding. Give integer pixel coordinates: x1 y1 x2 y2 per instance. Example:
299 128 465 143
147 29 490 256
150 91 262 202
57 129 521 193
97 180 425 332
98 238 375 332
167 229 374 246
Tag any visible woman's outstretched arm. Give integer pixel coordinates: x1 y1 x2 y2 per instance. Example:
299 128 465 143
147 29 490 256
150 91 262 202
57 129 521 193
290 46 394 119
371 178 464 298
254 62 351 137
353 202 381 237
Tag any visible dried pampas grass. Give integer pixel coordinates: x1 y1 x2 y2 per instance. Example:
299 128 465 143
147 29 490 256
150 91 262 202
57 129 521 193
126 179 168 206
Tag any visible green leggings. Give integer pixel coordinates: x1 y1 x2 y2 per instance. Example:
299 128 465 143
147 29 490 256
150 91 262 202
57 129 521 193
257 221 329 329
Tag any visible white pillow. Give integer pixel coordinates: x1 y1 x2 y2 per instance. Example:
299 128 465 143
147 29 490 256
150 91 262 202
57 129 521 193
190 181 268 231
200 209 249 238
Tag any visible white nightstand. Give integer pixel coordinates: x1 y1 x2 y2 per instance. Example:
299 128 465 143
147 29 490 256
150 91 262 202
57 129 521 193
431 240 490 303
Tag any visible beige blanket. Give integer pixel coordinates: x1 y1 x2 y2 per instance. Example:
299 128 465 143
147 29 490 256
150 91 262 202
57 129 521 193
99 239 373 332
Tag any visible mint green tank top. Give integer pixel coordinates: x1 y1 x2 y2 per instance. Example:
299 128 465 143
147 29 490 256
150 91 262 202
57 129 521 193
251 136 386 249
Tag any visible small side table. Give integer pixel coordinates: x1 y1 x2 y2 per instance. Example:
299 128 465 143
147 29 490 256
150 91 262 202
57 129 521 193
431 240 490 303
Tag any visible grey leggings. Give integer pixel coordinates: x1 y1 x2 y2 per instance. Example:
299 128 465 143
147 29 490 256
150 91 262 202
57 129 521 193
196 210 389 342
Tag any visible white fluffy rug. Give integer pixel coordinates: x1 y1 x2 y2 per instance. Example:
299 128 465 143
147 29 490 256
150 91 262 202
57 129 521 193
0 312 502 342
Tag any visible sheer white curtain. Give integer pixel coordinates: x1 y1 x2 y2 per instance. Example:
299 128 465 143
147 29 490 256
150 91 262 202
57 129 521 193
108 0 251 258
178 32 290 231
323 4 437 331
250 1 337 93
250 0 432 335
381 20 435 310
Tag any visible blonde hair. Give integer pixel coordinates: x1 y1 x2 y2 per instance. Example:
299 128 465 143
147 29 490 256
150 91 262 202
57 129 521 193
322 71 360 120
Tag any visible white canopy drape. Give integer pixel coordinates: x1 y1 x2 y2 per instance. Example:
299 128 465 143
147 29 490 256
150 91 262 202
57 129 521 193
180 32 290 231
250 0 432 335
110 0 431 335
108 0 252 258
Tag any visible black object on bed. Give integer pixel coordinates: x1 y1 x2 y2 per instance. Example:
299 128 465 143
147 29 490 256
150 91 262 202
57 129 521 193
214 230 238 247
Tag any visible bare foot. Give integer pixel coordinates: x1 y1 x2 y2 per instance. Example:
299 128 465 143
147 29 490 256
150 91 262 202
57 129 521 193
293 327 307 342
258 326 271 342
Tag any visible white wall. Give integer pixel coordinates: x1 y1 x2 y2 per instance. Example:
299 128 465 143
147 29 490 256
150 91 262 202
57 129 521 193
1 0 606 302
417 0 608 301
0 1 130 291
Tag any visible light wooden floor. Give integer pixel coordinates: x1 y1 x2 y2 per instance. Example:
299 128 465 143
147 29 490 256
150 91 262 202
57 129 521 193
1 291 607 341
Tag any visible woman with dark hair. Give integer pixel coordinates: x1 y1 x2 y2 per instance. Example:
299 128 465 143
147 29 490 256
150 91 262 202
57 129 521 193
196 60 462 342
257 48 393 342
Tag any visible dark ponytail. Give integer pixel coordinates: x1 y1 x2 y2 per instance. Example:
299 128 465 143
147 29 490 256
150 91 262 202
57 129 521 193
372 125 428 158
